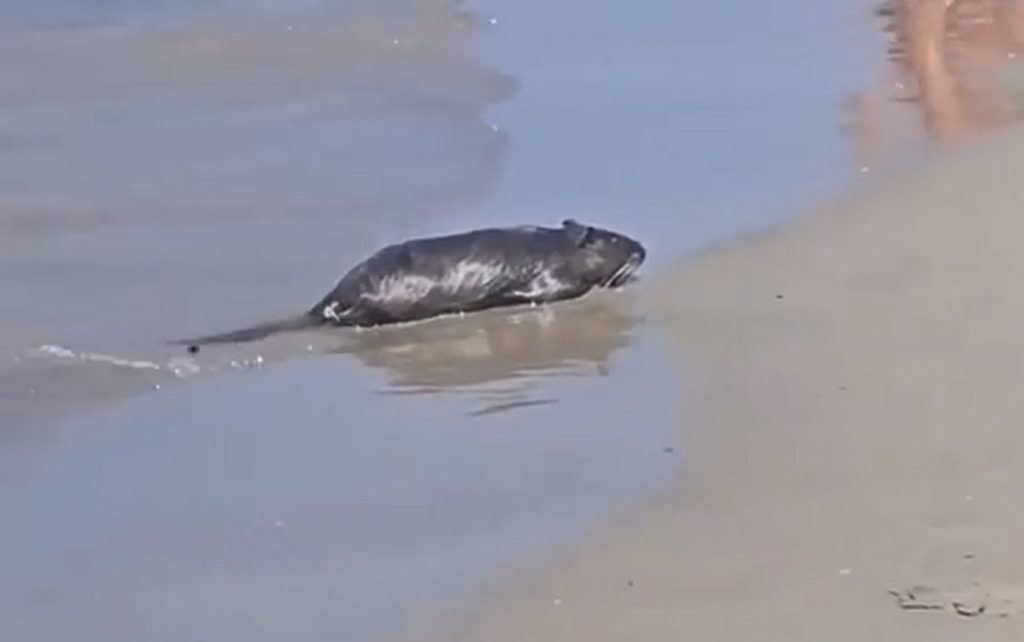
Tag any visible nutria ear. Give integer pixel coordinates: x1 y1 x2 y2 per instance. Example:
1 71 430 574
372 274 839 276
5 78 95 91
562 219 593 246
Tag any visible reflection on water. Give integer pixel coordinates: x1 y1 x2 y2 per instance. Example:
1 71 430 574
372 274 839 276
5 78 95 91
846 0 1024 164
333 292 638 414
165 292 640 418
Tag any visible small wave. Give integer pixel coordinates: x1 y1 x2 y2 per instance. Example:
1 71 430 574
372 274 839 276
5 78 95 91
33 344 162 370
28 344 201 378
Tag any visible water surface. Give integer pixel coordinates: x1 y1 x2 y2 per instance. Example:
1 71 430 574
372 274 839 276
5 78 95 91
1 0 889 640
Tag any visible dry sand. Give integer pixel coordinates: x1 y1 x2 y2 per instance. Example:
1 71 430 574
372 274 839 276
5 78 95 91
419 121 1024 640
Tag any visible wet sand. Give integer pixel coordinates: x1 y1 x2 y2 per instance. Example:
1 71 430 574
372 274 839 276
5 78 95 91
424 98 1024 642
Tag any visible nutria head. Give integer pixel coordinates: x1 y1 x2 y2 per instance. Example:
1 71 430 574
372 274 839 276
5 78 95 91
561 219 646 287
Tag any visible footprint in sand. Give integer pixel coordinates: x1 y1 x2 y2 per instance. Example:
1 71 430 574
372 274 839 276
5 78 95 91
889 582 1024 618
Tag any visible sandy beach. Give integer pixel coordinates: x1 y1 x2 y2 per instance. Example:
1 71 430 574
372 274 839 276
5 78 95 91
421 115 1024 641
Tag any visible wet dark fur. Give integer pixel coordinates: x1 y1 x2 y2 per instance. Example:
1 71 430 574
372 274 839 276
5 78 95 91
172 219 646 349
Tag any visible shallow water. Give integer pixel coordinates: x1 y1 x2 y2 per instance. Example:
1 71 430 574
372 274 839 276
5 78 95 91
2 296 681 642
1 0 884 640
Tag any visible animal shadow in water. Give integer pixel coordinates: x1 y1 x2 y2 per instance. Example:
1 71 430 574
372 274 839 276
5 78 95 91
330 292 640 415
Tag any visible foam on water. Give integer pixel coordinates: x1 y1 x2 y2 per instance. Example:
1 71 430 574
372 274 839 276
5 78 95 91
32 344 166 372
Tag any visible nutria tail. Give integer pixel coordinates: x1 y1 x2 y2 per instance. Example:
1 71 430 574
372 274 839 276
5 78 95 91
168 313 325 351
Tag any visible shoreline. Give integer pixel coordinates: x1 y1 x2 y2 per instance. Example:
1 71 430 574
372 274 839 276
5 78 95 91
10 1 1024 640
414 112 1024 641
